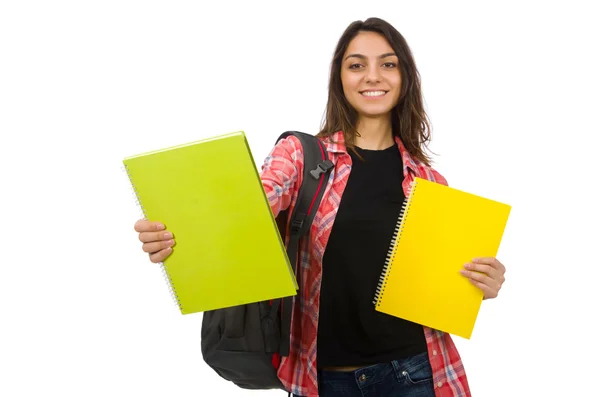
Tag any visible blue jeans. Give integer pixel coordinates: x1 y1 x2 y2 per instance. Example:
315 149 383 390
295 352 435 397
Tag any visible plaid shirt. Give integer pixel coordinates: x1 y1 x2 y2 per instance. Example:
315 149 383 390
260 131 471 397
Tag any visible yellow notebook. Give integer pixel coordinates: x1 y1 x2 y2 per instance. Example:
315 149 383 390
373 177 511 339
123 131 297 315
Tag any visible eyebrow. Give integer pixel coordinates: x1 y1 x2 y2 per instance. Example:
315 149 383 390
344 52 397 61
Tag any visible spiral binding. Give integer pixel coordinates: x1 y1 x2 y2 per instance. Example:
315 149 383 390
373 179 418 307
122 163 182 311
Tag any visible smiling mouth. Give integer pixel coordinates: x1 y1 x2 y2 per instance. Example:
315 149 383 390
360 90 388 97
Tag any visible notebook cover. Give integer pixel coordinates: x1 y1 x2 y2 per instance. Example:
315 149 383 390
374 177 511 339
123 131 297 314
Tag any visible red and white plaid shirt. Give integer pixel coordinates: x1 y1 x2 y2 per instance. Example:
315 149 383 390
260 131 471 397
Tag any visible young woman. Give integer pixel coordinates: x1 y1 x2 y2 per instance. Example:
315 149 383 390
133 17 506 397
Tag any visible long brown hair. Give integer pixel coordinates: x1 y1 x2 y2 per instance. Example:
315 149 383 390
317 17 434 166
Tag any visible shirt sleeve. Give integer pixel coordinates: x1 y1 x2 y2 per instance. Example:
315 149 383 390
259 135 303 217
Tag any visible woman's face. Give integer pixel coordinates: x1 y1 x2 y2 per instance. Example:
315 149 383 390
341 31 402 119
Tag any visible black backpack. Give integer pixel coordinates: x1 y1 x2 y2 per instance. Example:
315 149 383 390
200 131 334 391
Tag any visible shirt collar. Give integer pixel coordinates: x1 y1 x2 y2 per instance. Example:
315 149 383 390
323 130 420 174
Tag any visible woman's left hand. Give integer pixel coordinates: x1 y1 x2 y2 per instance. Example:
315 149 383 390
460 257 506 300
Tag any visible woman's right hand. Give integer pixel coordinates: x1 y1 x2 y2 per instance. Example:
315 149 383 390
134 219 175 263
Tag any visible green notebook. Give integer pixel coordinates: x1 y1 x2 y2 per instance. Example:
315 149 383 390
123 131 298 314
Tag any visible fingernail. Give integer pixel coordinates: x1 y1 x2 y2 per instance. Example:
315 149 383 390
157 223 165 230
164 232 173 239
464 263 472 269
460 269 467 275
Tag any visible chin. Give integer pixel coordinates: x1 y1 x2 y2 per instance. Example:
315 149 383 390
352 99 395 116
357 107 395 118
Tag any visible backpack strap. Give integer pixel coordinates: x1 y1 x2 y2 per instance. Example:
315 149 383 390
267 131 334 357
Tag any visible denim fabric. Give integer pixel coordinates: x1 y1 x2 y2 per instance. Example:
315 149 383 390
294 352 435 397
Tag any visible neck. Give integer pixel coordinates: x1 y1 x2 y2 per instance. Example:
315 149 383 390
354 115 395 150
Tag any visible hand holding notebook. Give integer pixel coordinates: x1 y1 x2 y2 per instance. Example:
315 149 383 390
460 256 506 300
134 219 176 264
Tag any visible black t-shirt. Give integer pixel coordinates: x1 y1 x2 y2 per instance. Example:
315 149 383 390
316 144 427 368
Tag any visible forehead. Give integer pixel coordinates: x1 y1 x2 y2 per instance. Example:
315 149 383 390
344 31 395 56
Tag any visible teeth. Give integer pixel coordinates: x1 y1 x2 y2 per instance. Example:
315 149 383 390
362 91 386 97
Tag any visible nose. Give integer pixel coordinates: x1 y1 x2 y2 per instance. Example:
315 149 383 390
365 64 382 83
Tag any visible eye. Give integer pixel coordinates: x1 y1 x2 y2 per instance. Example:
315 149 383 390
349 63 363 69
383 62 397 68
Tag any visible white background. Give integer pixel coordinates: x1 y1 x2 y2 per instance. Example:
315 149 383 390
1 1 599 396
